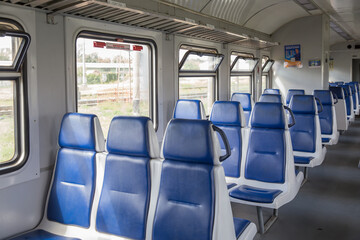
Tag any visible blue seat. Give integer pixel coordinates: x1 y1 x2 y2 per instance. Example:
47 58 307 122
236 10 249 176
259 93 283 103
152 119 257 240
286 89 305 105
329 86 348 131
340 85 355 122
335 81 344 85
231 93 254 126
173 99 206 119
10 113 105 240
229 102 303 233
313 90 339 145
289 95 327 167
96 116 159 239
346 82 360 115
263 88 280 95
210 101 247 180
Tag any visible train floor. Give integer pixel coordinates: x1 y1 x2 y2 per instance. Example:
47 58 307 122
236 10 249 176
232 117 360 240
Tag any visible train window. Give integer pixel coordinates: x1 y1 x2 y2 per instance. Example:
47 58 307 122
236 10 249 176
262 60 275 73
262 75 268 92
178 46 223 114
0 19 30 174
230 52 258 95
76 32 155 136
262 55 270 68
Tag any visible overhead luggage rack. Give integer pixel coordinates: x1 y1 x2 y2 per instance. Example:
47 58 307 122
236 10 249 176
0 0 279 49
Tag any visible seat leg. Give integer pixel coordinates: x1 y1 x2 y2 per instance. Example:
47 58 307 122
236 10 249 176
256 207 279 234
301 167 309 186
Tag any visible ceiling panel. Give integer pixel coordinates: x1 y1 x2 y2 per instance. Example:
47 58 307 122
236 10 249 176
163 0 309 34
313 0 360 41
244 1 309 34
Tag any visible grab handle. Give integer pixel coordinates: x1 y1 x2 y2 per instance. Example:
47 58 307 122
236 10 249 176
212 125 231 162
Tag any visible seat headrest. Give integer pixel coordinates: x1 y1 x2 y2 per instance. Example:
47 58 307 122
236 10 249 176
286 89 305 104
250 102 286 129
231 93 252 111
289 95 317 114
329 86 344 99
106 116 159 158
263 88 280 95
335 81 344 85
162 119 219 165
313 90 333 105
210 101 244 127
59 113 105 152
173 99 206 120
259 94 282 103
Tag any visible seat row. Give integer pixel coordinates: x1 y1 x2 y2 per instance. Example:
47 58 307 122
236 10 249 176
10 113 257 240
173 99 304 234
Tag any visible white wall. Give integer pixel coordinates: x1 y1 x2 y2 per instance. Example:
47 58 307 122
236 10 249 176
271 15 328 94
329 42 360 83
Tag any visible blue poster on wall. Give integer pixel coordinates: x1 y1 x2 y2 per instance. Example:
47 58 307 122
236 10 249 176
284 44 301 68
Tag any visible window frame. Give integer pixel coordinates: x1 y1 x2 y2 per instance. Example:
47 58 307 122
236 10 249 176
262 59 274 73
230 52 258 95
178 45 222 114
0 18 30 175
75 30 158 130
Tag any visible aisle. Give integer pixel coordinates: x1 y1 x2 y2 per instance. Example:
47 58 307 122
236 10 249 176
232 117 360 240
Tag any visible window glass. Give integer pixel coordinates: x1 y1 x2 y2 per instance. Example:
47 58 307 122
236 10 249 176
0 81 15 163
262 60 274 73
179 76 214 114
231 57 259 72
231 76 251 95
262 75 267 93
0 36 23 67
262 56 270 68
180 51 223 72
0 19 29 174
76 37 152 137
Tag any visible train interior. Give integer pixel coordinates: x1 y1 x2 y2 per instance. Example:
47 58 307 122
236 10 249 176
0 0 359 239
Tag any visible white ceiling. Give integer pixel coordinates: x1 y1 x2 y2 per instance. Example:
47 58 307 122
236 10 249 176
313 0 360 41
160 0 360 45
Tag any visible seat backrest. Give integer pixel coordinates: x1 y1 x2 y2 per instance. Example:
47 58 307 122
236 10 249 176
329 86 344 100
264 88 281 95
286 89 305 105
245 102 287 183
346 83 358 109
47 113 105 228
231 93 253 125
173 99 206 119
153 119 236 240
313 90 334 135
289 95 318 153
96 116 159 239
259 93 283 103
210 101 245 178
340 85 352 115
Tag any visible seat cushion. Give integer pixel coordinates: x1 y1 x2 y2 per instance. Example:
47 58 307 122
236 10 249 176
294 156 314 164
322 138 331 143
227 183 237 189
47 148 96 228
318 106 333 135
96 154 150 239
9 230 80 240
152 160 214 240
216 126 242 178
229 185 282 203
233 218 251 239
